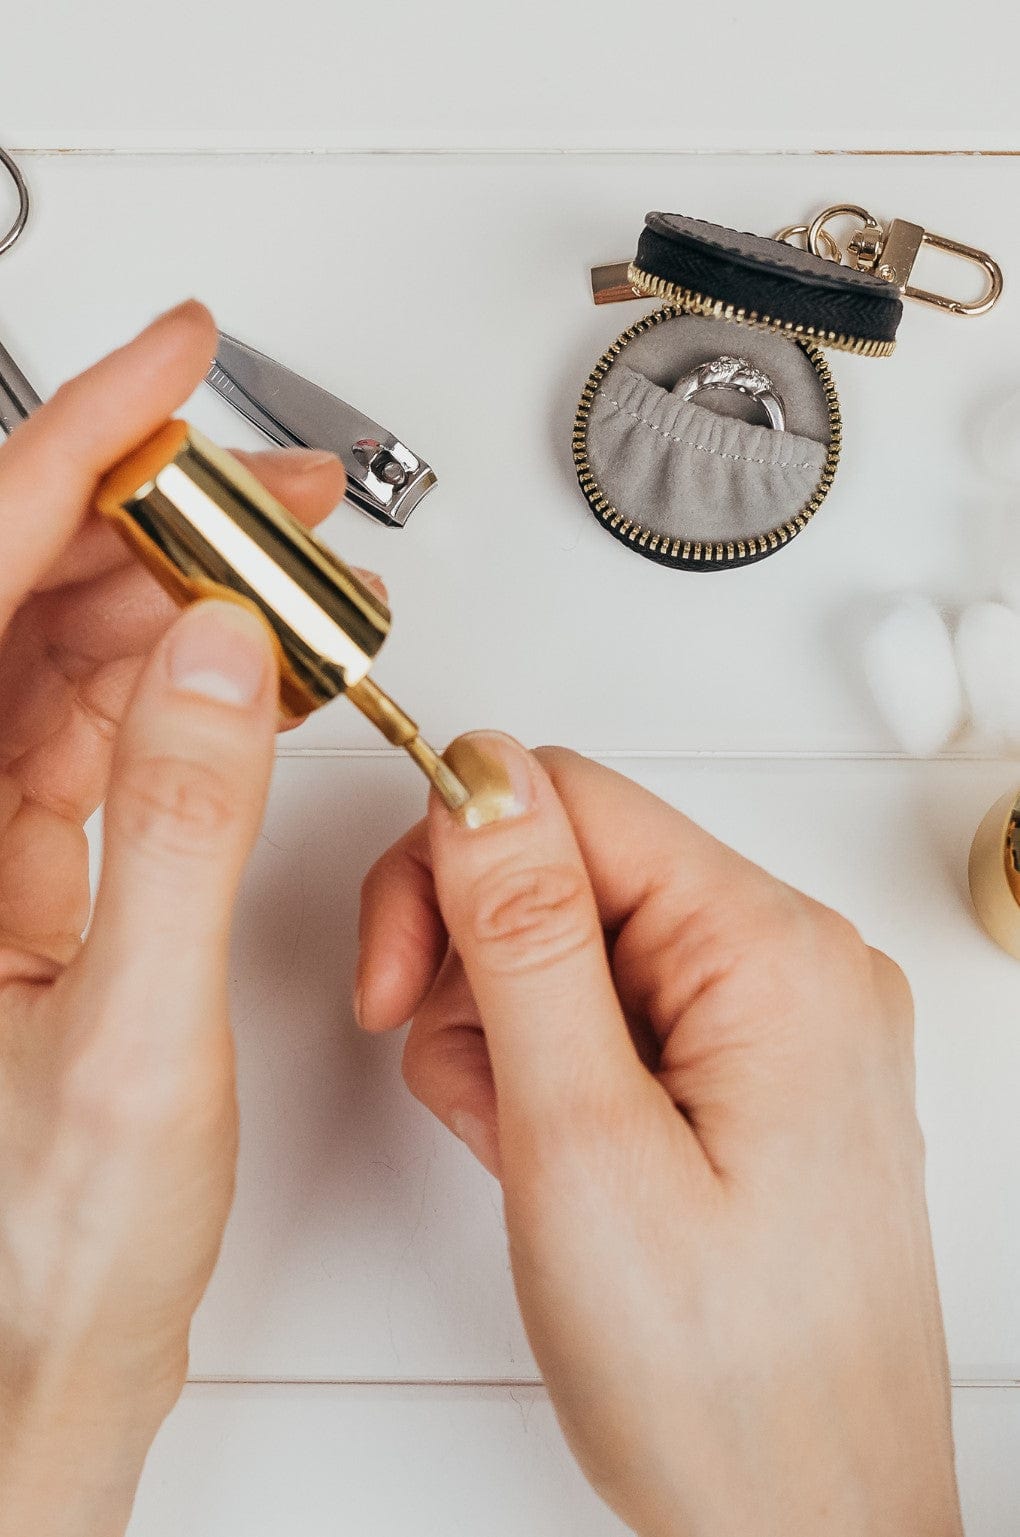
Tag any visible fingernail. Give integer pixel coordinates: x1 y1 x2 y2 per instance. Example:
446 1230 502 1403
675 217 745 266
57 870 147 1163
167 601 272 707
353 568 388 604
450 1110 500 1179
441 732 534 829
352 981 365 1030
160 297 206 323
272 448 342 473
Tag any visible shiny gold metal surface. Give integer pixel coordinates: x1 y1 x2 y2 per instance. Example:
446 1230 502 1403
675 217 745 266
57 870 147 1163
590 260 644 305
95 420 468 810
346 676 469 809
773 223 843 263
969 788 1020 960
805 204 1004 318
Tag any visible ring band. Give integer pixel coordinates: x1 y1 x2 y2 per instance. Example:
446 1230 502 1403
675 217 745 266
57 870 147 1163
677 355 786 432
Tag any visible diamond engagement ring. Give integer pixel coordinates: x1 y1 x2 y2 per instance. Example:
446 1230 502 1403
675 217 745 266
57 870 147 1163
677 355 786 431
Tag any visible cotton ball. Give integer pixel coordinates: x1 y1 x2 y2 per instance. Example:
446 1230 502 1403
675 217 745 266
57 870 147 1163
956 601 1020 749
862 596 964 756
975 386 1020 483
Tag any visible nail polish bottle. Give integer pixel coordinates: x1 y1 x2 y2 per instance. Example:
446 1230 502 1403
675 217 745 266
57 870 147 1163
95 419 467 809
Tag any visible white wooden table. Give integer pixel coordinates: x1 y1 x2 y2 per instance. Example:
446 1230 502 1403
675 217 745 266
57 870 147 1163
4 7 1019 1527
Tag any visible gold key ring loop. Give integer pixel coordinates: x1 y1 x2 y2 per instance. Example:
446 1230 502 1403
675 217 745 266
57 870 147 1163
774 222 843 263
806 204 877 262
0 146 29 258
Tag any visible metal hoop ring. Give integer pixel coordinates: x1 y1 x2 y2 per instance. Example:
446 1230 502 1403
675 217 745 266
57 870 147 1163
0 146 29 258
774 222 842 263
677 356 786 432
806 204 876 263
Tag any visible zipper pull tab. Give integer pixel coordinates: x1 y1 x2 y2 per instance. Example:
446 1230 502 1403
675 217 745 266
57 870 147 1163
803 204 1003 318
590 260 643 305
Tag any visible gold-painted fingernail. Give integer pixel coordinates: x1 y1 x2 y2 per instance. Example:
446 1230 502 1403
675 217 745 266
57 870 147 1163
440 732 533 829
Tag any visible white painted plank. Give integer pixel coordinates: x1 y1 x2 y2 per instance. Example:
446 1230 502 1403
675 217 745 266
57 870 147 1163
185 755 1020 1381
126 1383 1020 1536
4 0 1018 151
129 1384 629 1536
3 154 1018 752
955 1388 1020 1536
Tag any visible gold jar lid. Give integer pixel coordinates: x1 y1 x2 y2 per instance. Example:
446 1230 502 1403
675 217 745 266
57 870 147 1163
969 788 1020 959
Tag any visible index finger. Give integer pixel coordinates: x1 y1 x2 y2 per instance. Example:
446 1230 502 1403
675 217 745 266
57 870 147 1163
0 299 217 626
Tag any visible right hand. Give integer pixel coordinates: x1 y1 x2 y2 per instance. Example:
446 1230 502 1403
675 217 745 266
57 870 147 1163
358 734 962 1537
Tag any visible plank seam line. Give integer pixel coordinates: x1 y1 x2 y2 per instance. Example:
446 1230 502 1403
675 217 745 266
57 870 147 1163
274 747 1020 765
6 146 1020 159
184 1376 1020 1390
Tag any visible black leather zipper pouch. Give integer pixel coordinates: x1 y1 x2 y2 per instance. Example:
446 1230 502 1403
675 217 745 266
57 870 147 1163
574 213 903 571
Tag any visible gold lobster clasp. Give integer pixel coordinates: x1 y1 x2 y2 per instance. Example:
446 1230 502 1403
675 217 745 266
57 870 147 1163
799 204 1003 318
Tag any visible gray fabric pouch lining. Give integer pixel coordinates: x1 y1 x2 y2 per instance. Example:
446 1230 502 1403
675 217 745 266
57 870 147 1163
585 313 832 544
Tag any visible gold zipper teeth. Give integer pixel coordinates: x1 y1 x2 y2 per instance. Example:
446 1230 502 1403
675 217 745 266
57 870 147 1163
628 263 896 359
572 306 844 569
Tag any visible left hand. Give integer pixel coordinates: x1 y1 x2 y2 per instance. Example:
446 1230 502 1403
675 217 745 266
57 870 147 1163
0 301 375 1537
356 736 959 1537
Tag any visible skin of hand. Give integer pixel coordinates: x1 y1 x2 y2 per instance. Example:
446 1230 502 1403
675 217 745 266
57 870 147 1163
357 733 963 1537
0 302 382 1537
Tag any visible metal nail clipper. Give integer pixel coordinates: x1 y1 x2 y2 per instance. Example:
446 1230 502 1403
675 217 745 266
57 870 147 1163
0 146 467 809
0 149 437 528
207 334 436 528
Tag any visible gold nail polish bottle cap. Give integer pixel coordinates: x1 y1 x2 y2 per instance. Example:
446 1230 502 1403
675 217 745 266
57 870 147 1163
96 420 390 718
969 788 1020 960
96 420 470 810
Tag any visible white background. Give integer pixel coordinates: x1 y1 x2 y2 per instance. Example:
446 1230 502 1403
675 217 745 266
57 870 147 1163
2 7 1019 1531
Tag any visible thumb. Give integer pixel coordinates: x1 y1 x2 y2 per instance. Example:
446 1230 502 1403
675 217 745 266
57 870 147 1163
427 732 647 1152
83 599 278 1024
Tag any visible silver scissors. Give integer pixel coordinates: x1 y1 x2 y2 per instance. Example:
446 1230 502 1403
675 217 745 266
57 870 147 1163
0 146 436 527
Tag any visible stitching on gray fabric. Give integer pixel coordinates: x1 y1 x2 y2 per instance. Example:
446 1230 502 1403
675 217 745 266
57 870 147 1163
601 396 818 471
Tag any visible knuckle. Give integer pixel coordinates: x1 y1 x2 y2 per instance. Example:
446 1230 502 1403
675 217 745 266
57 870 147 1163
870 947 916 1046
707 873 805 958
109 753 236 858
812 900 865 955
468 859 595 975
400 1026 435 1110
48 376 80 416
360 846 398 913
401 1012 479 1114
811 905 878 995
762 888 863 974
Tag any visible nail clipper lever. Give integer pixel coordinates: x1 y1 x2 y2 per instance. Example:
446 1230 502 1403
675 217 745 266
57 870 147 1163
0 337 42 435
206 333 437 528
